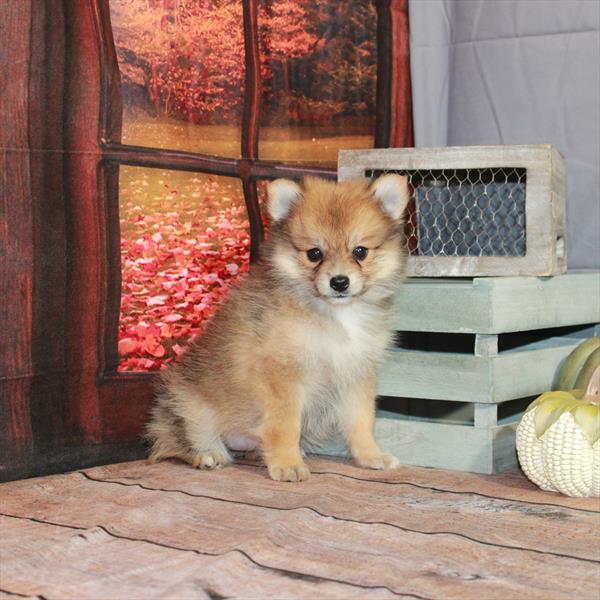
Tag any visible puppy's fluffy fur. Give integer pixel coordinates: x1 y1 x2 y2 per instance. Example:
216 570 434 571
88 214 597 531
146 175 410 481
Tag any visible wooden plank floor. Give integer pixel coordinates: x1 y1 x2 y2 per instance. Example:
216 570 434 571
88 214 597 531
1 457 599 599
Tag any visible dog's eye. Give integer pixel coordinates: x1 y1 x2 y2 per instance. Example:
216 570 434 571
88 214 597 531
306 248 323 262
352 246 368 261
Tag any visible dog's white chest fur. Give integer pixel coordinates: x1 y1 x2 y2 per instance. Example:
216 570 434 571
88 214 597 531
299 302 390 449
308 302 389 374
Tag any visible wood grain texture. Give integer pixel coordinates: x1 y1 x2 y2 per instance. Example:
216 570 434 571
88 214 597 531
84 460 600 561
0 0 35 478
27 2 69 457
297 456 599 510
374 0 414 149
0 516 389 600
0 0 70 477
62 0 108 444
388 0 413 148
0 459 598 599
0 1 153 483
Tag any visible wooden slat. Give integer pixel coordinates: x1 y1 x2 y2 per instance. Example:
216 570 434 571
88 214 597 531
388 0 413 148
0 516 386 600
0 4 35 467
314 412 517 473
550 145 567 273
392 272 600 334
1 460 598 599
373 0 415 149
102 142 336 180
373 415 516 473
340 144 560 171
374 0 392 147
295 456 600 511
380 336 581 403
0 0 72 479
62 0 106 445
80 459 600 561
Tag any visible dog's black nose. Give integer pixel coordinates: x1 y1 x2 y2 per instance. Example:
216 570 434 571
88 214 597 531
330 275 350 292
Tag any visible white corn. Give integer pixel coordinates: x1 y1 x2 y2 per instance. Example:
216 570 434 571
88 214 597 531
517 410 600 498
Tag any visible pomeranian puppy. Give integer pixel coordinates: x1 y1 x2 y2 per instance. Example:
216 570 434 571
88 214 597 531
146 174 409 481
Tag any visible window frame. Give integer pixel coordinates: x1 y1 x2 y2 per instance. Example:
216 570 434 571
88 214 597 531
101 0 413 414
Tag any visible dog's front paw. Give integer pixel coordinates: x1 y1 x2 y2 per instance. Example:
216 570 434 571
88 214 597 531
354 452 400 470
190 450 230 470
268 462 311 482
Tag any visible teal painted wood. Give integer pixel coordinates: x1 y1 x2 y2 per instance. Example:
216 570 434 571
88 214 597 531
314 410 519 474
378 336 582 403
392 271 600 334
475 334 499 357
474 403 498 428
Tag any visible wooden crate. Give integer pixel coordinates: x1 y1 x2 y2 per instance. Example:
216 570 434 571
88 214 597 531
338 145 566 277
318 272 599 474
318 333 583 475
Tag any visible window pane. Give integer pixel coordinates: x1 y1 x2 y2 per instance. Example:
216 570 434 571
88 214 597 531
258 0 377 166
118 167 249 371
109 0 244 157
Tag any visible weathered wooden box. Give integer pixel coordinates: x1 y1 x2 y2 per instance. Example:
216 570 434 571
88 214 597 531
338 145 566 277
319 272 600 474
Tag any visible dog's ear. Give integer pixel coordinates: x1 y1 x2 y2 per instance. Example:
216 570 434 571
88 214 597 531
267 179 302 222
371 174 410 220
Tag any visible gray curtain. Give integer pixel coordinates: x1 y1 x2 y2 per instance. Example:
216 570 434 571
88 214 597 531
408 0 600 270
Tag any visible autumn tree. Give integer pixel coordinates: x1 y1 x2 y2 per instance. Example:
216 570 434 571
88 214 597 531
110 0 376 125
258 0 319 123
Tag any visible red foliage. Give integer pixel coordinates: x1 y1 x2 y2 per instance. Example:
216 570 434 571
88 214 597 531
117 172 253 371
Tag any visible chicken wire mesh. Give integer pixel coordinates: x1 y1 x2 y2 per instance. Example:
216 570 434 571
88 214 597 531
368 167 527 257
